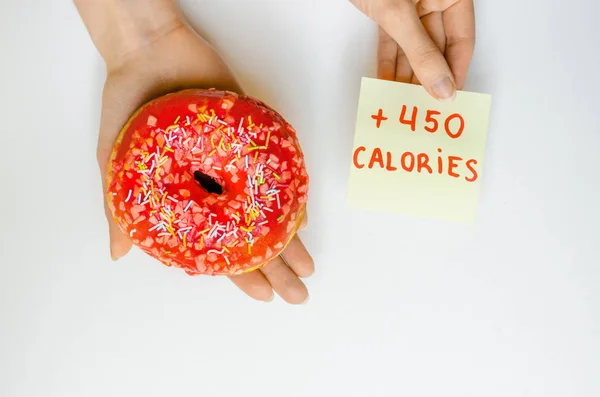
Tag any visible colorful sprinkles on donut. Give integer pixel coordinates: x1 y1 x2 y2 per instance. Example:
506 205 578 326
106 89 309 276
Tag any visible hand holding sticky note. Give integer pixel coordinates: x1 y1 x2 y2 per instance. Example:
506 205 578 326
347 78 492 223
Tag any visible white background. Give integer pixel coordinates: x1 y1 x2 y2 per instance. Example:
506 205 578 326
1 1 599 396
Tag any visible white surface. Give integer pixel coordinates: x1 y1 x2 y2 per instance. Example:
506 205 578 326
1 1 599 396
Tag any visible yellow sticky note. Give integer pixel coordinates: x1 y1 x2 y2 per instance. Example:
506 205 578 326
347 77 492 223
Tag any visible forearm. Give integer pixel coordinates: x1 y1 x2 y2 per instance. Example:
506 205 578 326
74 0 183 69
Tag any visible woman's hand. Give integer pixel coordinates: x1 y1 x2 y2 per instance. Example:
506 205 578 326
350 0 475 100
75 0 313 304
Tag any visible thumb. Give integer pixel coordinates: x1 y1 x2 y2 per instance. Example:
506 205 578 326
104 198 133 261
99 143 133 261
379 3 456 101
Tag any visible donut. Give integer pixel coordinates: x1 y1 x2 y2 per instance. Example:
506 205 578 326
105 89 309 276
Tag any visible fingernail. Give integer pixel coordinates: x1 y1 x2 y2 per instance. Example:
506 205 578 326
301 294 310 305
432 76 456 101
110 247 120 262
264 294 274 303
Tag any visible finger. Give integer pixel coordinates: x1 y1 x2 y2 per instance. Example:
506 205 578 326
104 198 133 260
377 27 398 81
395 46 413 84
299 211 308 230
229 270 274 302
97 78 144 261
380 3 455 101
281 235 314 278
98 135 133 261
260 256 309 304
411 12 446 85
443 0 475 89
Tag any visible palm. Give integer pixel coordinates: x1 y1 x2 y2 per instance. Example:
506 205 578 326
98 24 313 304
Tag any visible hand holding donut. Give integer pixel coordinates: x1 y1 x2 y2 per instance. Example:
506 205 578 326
75 0 314 304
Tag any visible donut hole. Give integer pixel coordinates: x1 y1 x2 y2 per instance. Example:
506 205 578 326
194 171 223 195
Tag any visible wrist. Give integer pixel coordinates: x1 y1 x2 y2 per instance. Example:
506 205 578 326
75 0 183 69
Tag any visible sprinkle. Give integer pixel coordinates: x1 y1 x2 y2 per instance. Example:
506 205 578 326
157 232 171 237
273 172 281 180
174 116 181 124
137 193 142 204
149 222 164 232
258 220 269 226
144 153 155 164
211 134 215 148
199 228 210 235
218 233 226 243
209 223 219 238
207 248 225 255
263 206 273 213
238 117 244 133
125 190 133 202
183 138 191 145
163 146 174 153
276 194 281 209
208 149 217 156
129 229 136 237
166 124 179 133
245 155 249 170
254 151 259 164
266 159 272 165
224 255 230 265
218 120 228 126
183 200 194 212
218 136 224 149
167 196 178 203
277 215 284 222
213 166 222 171
247 244 251 254
161 192 168 206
